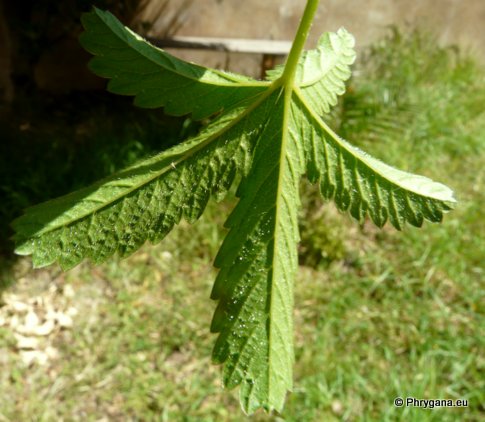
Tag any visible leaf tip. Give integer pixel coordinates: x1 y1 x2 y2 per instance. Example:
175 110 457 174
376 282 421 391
13 242 33 257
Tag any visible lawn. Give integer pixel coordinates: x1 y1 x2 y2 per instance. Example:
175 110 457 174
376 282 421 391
0 29 484 421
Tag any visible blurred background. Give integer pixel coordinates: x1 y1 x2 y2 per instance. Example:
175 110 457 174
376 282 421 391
0 0 484 420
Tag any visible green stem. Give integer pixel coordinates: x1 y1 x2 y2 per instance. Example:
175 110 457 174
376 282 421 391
281 0 320 85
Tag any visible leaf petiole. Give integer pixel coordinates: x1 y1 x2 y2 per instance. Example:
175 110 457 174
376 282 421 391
281 0 320 86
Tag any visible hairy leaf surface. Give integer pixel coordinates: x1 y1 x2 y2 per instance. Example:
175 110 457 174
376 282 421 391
293 89 455 229
13 7 456 414
211 88 303 413
79 8 269 119
13 92 277 269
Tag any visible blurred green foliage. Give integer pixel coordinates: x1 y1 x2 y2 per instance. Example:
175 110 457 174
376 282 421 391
338 27 485 159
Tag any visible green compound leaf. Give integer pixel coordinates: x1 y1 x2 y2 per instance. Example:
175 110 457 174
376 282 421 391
12 5 456 414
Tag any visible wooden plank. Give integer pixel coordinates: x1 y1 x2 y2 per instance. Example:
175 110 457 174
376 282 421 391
147 35 292 55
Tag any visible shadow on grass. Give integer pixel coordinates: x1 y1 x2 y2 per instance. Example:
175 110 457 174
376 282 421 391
0 90 196 289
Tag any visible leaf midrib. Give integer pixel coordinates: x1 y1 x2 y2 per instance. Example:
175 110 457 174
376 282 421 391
266 81 294 404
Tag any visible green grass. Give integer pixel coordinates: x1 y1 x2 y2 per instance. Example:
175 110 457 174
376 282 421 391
1 28 484 420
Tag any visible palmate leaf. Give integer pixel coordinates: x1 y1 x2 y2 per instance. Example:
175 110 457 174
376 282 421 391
12 5 456 414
